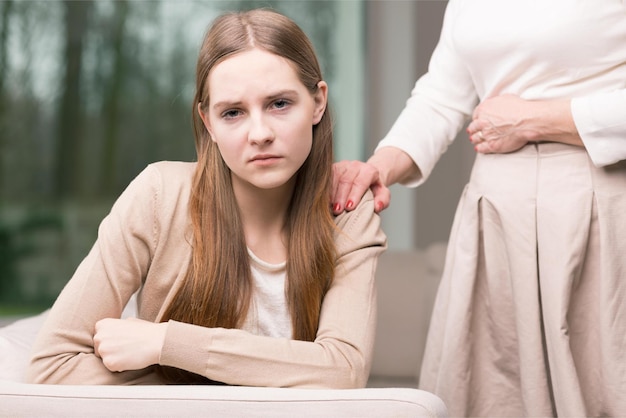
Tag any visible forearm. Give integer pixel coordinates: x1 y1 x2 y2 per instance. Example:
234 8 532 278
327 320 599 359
29 348 158 385
525 99 583 146
160 322 371 389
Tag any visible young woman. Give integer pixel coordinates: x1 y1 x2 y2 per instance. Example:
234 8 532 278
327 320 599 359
27 9 386 388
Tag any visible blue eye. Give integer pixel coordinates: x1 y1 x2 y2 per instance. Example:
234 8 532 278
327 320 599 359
273 99 289 109
222 109 242 119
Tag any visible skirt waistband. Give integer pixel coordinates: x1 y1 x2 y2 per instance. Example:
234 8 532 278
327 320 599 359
469 142 626 197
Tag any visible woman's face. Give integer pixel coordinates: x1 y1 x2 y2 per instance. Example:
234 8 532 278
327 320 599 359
199 47 327 193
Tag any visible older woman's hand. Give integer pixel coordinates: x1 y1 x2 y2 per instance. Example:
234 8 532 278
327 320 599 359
468 94 583 154
467 94 534 154
331 160 389 214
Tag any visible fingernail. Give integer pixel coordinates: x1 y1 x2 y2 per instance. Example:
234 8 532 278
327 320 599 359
375 202 383 212
333 203 341 212
346 200 354 210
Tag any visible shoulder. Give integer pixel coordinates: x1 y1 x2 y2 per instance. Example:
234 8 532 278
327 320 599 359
333 190 375 231
333 190 387 254
144 161 196 187
113 161 196 217
128 161 196 198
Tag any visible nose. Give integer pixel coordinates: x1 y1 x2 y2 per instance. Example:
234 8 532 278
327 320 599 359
248 112 274 146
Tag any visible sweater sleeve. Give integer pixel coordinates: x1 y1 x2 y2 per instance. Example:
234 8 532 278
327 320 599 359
571 89 626 167
27 165 163 385
375 0 477 187
159 191 387 389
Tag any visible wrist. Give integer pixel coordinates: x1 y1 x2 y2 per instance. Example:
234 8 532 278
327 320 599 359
367 153 390 186
528 99 581 145
153 321 168 366
368 147 418 187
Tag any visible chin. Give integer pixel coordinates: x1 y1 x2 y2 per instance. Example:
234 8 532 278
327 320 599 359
253 176 296 192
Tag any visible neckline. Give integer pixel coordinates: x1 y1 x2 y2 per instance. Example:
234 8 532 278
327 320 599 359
247 247 286 272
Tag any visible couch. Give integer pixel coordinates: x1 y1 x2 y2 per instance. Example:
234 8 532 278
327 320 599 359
0 245 447 417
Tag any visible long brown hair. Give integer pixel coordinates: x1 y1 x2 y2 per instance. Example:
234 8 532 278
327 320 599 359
158 9 336 383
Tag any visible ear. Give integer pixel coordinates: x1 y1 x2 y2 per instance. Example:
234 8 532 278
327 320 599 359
197 102 215 141
312 81 328 125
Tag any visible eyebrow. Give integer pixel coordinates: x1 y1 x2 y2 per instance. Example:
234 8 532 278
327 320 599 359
212 89 300 111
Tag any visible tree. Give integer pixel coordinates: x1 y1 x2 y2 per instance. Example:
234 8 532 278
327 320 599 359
54 0 92 199
0 0 13 203
100 0 129 195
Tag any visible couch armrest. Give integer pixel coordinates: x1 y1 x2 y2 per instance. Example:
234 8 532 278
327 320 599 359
0 380 447 417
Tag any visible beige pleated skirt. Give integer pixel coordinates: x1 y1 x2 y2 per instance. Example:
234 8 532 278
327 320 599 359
419 142 626 417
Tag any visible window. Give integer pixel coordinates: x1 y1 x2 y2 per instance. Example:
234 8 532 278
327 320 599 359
0 0 365 314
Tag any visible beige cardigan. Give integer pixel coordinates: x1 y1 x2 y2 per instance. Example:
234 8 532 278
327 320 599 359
27 162 387 388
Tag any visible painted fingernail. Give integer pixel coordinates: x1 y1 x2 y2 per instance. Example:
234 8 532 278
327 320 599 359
346 200 354 210
333 203 341 212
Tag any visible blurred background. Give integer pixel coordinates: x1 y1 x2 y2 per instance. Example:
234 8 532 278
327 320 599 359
0 0 473 316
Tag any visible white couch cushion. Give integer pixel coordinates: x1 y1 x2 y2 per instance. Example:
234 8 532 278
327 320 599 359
0 311 48 382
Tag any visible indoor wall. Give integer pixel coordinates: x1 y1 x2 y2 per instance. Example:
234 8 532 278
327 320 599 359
365 0 475 251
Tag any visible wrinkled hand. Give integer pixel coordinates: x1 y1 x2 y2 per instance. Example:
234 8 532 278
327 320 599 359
94 317 166 372
467 94 535 154
331 160 390 214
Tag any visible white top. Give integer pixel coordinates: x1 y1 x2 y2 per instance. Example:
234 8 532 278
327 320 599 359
242 249 291 339
377 0 626 186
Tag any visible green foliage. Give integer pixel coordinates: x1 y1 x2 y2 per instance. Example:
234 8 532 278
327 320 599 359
0 210 62 308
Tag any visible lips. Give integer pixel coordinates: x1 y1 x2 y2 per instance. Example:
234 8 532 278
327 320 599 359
249 154 281 162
